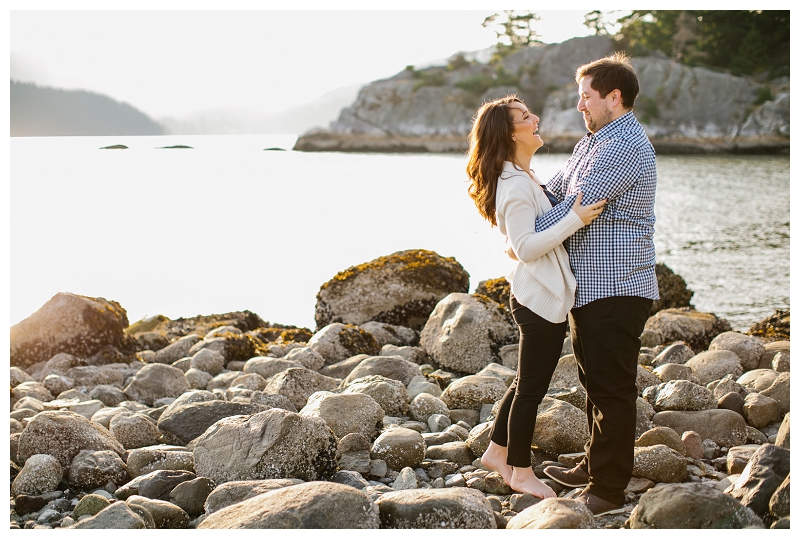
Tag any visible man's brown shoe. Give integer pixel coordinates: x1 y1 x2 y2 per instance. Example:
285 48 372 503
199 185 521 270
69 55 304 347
575 492 625 517
542 464 590 488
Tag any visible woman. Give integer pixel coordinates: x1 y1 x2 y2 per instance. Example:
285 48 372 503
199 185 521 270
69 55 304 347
466 95 605 498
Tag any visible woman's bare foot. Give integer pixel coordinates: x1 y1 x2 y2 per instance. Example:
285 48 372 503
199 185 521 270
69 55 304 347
509 466 557 499
480 441 513 484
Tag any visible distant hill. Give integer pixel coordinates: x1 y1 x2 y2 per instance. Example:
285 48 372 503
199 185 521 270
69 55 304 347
10 80 164 136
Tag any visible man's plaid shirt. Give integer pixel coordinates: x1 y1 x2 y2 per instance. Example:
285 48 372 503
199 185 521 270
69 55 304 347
536 111 659 308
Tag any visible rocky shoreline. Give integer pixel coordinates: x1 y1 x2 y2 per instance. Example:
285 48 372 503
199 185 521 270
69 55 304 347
10 249 790 529
294 36 789 155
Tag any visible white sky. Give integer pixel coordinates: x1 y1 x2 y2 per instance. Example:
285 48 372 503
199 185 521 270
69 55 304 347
8 3 623 118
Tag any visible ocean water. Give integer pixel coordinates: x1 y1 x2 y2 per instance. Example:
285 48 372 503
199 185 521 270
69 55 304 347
10 134 790 332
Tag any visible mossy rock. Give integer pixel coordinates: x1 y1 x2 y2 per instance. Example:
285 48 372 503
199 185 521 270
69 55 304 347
747 308 790 342
652 263 694 315
315 249 470 331
142 310 268 342
474 277 511 311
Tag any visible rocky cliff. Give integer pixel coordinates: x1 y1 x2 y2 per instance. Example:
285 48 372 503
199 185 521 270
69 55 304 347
294 36 789 154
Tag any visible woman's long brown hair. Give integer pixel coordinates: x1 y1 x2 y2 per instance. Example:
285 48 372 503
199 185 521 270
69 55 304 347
466 95 522 227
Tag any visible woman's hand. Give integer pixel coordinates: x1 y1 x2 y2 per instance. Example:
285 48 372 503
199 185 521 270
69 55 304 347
572 192 607 225
504 237 519 261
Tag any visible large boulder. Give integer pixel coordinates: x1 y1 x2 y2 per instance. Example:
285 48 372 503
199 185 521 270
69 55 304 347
421 293 516 374
199 481 380 529
123 363 190 406
10 292 132 370
17 410 126 469
314 250 469 331
629 483 764 529
644 308 732 353
192 409 338 484
725 443 791 519
375 487 496 529
299 391 384 441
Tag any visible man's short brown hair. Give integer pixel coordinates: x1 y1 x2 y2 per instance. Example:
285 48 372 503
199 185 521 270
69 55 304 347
576 52 639 109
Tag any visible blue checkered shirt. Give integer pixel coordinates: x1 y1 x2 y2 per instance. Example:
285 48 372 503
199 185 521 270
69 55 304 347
536 111 659 308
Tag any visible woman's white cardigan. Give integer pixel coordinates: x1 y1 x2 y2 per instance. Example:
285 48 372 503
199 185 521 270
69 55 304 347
496 161 585 323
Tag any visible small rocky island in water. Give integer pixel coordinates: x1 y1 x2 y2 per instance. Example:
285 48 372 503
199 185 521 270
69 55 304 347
9 249 790 529
294 36 790 155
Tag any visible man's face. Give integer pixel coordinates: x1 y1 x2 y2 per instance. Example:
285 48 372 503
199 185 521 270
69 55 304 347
577 76 614 133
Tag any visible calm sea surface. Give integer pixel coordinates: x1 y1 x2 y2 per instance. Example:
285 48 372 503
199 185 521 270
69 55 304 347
10 135 790 332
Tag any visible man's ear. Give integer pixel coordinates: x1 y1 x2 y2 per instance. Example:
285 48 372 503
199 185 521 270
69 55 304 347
609 89 622 108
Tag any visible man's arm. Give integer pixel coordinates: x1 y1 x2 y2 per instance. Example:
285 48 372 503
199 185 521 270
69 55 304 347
536 140 639 232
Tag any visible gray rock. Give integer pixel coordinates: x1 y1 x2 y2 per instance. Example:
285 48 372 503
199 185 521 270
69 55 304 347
331 469 371 489
499 344 520 370
406 375 442 400
110 412 162 450
653 409 748 449
380 344 427 364
157 400 269 446
737 368 779 391
307 323 381 365
743 392 780 428
343 375 409 416
116 469 196 501
506 497 594 529
371 427 426 471
771 352 790 372
42 374 73 396
440 375 507 411
644 309 731 353
422 431 460 447
685 350 743 386
633 444 687 483
155 335 202 364
375 487 495 529
10 292 130 371
203 478 304 514
636 397 656 439
314 250 469 331
205 371 241 391
262 368 341 410
184 367 213 389
408 392 449 423
11 454 62 496
67 365 126 392
125 446 194 478
476 363 517 386
71 493 110 519
548 354 581 390
168 476 216 517
725 443 791 519
774 412 790 449
68 501 148 529
636 366 661 394
709 331 765 372
243 356 304 379
465 422 493 458
337 432 372 475
769 473 790 519
681 430 704 460
17 410 125 469
359 322 417 349
247 392 297 412
343 355 421 386
642 379 717 412
280 346 324 370
653 363 699 384
317 353 370 379
420 293 515 374
635 426 686 455
123 363 189 406
390 467 419 490
760 371 790 415
532 397 590 456
199 481 380 529
629 482 763 529
299 391 384 441
68 449 129 489
640 329 664 349
192 408 338 484
89 384 127 407
190 348 225 376
425 441 474 465
125 495 190 529
718 391 746 416
726 444 762 475
651 343 695 368
12 381 54 403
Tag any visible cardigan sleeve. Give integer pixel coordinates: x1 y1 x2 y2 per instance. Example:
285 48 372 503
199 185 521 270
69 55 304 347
499 176 585 264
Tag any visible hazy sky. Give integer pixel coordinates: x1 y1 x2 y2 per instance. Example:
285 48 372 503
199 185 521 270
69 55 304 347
9 4 616 119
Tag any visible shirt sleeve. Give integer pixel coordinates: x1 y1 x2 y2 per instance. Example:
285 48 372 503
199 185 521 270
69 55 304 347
536 138 640 231
501 177 584 264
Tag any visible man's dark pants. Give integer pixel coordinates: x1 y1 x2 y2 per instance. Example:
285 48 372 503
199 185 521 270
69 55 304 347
569 295 653 506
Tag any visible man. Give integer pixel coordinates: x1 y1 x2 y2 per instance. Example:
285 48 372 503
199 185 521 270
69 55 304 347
536 53 659 516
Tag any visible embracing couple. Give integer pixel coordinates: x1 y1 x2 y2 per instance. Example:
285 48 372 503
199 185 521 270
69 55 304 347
466 53 658 517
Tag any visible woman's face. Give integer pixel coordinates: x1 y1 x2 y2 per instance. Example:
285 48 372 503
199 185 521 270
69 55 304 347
507 102 543 155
